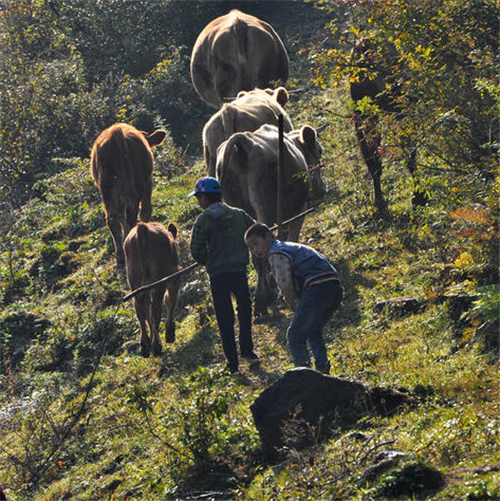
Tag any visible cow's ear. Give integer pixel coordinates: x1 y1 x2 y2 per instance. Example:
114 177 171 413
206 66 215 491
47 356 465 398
274 87 289 107
301 125 316 146
147 130 167 148
167 223 178 239
236 90 247 99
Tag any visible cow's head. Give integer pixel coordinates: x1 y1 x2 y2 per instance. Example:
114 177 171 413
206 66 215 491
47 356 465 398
288 126 326 200
308 165 327 201
236 86 289 107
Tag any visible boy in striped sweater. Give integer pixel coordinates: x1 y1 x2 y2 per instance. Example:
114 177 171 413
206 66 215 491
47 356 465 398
245 223 343 374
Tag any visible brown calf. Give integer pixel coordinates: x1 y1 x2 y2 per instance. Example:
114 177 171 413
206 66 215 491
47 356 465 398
90 123 166 264
123 222 180 357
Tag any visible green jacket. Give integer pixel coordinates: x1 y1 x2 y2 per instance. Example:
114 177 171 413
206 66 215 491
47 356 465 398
190 202 255 276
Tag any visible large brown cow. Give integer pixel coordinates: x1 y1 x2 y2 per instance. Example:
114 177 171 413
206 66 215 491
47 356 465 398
123 222 181 357
203 87 293 177
190 9 289 108
90 123 166 265
215 124 325 315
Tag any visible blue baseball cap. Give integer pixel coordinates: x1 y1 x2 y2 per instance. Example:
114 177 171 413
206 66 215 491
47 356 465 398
188 176 222 197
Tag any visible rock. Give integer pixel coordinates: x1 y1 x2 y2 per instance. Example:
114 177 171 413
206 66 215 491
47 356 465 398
359 450 407 484
250 368 409 456
477 320 499 353
376 460 445 497
433 293 477 322
374 297 425 317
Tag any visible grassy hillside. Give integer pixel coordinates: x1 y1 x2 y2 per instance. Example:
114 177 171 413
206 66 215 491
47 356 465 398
0 2 498 500
1 83 498 500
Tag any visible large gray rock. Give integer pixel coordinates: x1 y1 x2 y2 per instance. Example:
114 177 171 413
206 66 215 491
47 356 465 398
250 368 408 456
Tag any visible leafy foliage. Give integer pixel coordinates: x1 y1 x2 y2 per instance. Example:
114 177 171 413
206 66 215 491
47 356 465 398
313 0 499 208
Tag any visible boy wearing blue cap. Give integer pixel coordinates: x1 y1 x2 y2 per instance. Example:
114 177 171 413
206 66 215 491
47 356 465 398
189 177 258 373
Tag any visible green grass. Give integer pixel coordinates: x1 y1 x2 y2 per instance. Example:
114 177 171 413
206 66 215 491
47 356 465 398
0 80 498 501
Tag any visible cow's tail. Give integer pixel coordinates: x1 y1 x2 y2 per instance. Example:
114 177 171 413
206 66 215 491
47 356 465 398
134 223 151 284
220 105 235 144
219 133 253 186
232 17 249 87
110 126 133 181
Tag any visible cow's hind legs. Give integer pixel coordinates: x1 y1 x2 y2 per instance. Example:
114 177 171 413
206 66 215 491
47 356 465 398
149 290 163 356
139 180 153 222
354 114 387 213
106 212 125 265
134 296 151 357
164 279 179 343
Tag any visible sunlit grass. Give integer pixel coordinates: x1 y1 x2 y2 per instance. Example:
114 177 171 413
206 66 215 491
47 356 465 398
1 33 498 501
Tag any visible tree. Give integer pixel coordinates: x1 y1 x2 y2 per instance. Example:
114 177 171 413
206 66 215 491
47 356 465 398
314 0 499 211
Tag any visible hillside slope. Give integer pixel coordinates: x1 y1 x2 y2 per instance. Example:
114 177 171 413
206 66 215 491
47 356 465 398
0 83 498 500
0 2 498 500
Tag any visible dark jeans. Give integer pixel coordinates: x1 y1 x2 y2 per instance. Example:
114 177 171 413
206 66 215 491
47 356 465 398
210 270 253 370
287 280 343 371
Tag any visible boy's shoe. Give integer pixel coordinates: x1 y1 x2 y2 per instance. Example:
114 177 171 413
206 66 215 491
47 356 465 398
241 351 259 361
226 363 239 374
316 361 331 375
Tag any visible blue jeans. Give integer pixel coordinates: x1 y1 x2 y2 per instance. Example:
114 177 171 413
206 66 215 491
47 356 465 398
287 280 343 372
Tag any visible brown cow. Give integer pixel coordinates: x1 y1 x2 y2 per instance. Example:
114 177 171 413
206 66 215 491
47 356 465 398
216 124 325 315
90 123 166 265
350 39 425 211
190 9 289 108
123 222 180 357
204 87 293 177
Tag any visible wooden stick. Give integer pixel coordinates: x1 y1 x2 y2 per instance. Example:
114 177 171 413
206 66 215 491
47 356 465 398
122 207 315 302
277 113 284 239
122 262 199 302
270 206 314 232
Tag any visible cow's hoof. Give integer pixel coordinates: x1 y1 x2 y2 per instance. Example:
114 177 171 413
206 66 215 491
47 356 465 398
165 325 176 344
141 339 151 357
152 345 163 357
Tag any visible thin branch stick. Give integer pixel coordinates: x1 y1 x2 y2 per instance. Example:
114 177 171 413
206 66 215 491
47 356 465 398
141 407 194 461
122 207 316 302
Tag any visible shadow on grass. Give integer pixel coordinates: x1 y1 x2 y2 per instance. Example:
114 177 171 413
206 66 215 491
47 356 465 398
159 318 219 376
333 257 375 330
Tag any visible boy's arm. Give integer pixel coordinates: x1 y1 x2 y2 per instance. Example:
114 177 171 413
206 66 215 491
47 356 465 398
190 219 208 265
268 253 298 310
